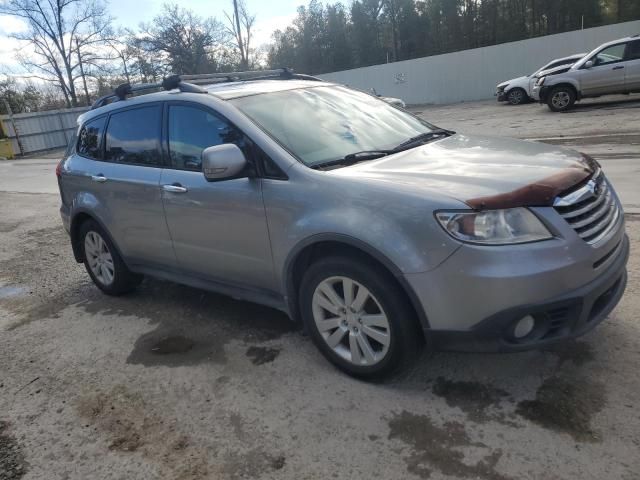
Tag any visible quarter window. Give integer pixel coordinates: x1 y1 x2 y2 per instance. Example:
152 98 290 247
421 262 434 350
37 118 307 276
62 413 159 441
77 116 106 159
593 44 626 66
168 105 244 171
105 106 162 166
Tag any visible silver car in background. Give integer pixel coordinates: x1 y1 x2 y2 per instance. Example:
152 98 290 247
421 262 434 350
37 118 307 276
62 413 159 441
534 35 640 111
57 70 628 379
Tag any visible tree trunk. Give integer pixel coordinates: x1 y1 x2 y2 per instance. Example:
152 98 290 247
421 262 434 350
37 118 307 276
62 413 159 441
76 38 91 106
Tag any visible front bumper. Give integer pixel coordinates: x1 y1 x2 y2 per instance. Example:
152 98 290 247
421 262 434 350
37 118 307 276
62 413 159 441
536 85 551 103
496 90 507 102
404 209 628 352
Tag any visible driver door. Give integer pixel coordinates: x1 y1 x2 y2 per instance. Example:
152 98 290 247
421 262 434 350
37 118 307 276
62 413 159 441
580 43 627 96
160 102 275 290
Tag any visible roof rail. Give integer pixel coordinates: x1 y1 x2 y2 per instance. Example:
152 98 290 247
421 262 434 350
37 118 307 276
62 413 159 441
91 67 320 110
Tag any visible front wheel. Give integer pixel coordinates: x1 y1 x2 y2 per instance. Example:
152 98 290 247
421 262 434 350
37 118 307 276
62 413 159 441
507 88 528 105
299 256 421 380
80 220 143 295
547 86 576 112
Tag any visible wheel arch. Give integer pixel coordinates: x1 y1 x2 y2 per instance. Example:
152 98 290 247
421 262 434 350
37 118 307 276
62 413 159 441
70 209 126 266
548 82 580 99
283 234 430 333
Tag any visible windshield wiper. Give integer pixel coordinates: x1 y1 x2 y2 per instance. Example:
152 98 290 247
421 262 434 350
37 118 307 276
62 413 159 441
311 129 456 170
394 129 455 150
311 150 394 170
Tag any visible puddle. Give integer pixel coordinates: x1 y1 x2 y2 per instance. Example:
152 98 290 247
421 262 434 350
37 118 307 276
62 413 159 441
127 329 227 367
388 410 511 479
150 335 195 355
0 285 26 300
543 340 595 367
246 346 280 365
432 377 512 423
516 376 605 442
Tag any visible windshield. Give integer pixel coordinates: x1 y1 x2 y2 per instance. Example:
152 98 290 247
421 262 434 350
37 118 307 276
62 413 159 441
231 85 436 167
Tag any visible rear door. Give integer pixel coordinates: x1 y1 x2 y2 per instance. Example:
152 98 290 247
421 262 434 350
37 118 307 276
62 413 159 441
63 115 112 213
102 104 177 269
623 40 640 91
580 43 627 96
160 102 274 290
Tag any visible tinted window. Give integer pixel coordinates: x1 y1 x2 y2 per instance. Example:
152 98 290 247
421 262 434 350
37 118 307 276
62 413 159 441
105 106 161 166
77 116 106 159
594 44 626 65
168 105 244 171
627 40 640 60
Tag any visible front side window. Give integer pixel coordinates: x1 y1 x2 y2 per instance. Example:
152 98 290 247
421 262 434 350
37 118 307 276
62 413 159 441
168 105 243 171
105 105 162 166
594 44 626 66
77 116 106 159
231 86 435 167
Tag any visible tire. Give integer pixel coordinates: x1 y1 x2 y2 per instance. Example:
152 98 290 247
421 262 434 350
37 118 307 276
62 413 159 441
299 256 422 380
547 86 576 112
507 88 528 105
79 219 143 295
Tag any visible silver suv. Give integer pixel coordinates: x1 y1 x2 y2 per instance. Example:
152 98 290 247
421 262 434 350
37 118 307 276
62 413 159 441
535 35 640 111
57 70 628 379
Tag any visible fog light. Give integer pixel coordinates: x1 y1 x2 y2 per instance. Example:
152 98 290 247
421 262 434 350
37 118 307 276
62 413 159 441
514 315 535 339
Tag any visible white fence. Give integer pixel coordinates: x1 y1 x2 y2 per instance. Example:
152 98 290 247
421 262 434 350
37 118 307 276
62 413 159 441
0 106 89 156
319 20 640 105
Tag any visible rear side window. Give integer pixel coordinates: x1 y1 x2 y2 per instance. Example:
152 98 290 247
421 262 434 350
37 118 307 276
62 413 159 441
105 106 162 166
626 40 640 61
168 105 244 171
77 116 106 159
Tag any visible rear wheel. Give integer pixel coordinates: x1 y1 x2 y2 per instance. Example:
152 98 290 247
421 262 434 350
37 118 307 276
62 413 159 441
507 88 527 105
299 256 421 380
80 220 142 295
547 86 576 112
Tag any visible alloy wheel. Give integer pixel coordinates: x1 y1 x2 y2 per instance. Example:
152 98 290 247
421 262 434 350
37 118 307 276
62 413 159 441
312 276 391 366
551 91 571 110
508 89 524 105
84 231 115 286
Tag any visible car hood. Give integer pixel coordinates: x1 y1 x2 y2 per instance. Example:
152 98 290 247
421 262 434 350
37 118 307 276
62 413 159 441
331 134 597 210
536 64 572 78
497 76 528 89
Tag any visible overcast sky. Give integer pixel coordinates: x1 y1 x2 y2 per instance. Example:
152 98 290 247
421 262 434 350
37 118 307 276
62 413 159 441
0 0 300 73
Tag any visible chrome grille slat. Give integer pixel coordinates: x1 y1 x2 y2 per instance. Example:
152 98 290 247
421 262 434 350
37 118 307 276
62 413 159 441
578 205 617 239
554 173 620 245
559 182 609 219
568 190 612 229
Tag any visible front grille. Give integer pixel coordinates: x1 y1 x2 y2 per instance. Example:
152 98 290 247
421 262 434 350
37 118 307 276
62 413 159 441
554 172 620 245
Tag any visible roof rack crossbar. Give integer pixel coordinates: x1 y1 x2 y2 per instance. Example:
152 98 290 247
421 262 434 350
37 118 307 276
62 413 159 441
91 68 319 110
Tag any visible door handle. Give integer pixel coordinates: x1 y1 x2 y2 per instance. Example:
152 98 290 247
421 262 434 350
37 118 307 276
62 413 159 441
91 174 107 183
162 184 188 193
612 65 625 70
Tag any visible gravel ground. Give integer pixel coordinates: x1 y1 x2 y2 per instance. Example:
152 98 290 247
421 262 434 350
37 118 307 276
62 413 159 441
1 98 639 480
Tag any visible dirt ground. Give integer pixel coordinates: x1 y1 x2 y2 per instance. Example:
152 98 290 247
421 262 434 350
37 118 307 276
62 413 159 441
1 97 639 480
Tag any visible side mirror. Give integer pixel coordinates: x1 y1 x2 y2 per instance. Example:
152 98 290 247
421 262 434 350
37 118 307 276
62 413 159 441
202 144 247 181
584 60 594 69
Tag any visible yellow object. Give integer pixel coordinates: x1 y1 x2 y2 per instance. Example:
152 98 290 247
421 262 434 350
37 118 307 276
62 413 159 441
0 138 14 159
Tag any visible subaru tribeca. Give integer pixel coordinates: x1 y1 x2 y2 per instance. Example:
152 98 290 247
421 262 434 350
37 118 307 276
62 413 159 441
57 70 628 379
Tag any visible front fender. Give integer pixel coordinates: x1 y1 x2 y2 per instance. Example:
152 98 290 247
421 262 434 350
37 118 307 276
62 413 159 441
262 172 463 291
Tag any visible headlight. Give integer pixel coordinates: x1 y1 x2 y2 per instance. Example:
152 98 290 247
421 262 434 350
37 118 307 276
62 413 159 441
536 76 546 86
435 208 553 245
